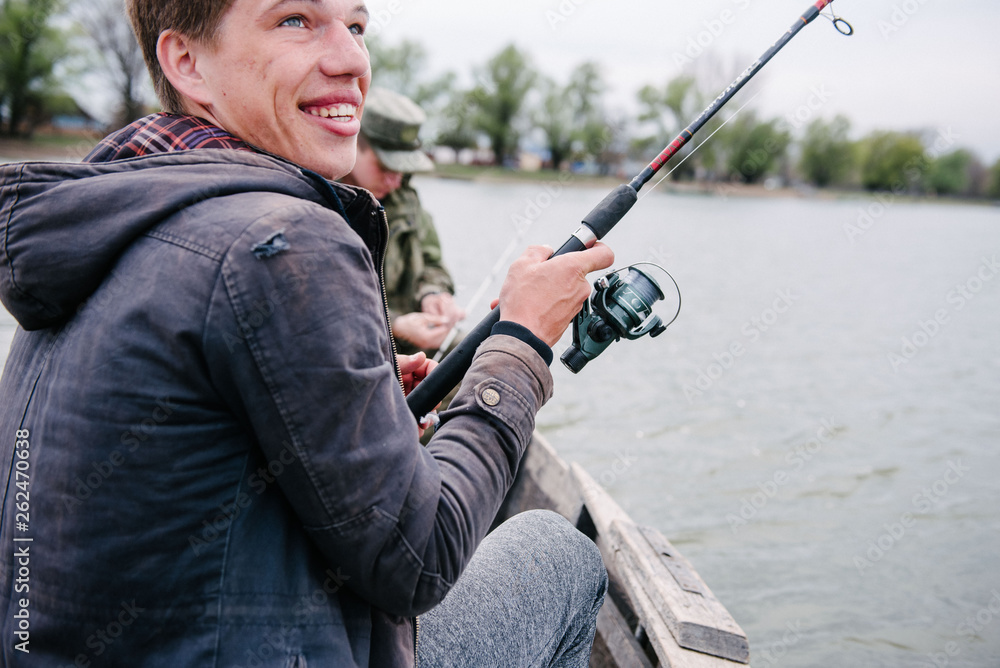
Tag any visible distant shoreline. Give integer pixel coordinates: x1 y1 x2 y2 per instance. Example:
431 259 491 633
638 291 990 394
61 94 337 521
0 134 101 163
424 164 998 207
3 136 994 207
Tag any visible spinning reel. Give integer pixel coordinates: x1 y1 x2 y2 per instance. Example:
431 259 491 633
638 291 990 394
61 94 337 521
561 263 681 373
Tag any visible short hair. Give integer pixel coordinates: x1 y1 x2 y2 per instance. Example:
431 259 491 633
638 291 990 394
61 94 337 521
126 0 237 114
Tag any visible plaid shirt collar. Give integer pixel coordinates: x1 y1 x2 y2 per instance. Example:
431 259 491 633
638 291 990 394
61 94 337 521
85 113 255 163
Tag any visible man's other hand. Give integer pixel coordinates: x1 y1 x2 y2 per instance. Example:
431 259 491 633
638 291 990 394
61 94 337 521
393 313 453 350
420 293 465 326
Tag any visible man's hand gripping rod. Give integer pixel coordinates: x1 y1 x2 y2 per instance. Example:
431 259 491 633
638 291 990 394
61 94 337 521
406 0 846 420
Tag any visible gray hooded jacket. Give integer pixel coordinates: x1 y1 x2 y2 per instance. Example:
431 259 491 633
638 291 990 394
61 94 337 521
0 148 553 666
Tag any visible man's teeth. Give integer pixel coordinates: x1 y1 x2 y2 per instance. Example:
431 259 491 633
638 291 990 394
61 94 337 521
308 104 357 119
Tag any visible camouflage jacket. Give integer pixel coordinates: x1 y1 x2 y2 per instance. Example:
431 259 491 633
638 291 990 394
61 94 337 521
381 181 455 321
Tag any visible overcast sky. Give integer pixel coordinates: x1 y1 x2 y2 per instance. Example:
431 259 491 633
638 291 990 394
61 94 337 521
364 0 1000 163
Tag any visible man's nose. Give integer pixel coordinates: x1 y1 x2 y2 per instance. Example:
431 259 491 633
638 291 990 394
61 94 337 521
318 24 370 80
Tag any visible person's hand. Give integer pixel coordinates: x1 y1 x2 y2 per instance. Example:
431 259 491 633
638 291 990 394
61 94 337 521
398 352 437 437
420 293 465 326
398 352 436 396
392 313 453 350
497 243 615 347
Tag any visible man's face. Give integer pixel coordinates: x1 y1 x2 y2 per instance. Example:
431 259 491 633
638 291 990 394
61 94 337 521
346 144 404 200
192 0 371 179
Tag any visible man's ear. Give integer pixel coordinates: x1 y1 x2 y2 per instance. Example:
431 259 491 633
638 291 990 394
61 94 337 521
156 30 213 109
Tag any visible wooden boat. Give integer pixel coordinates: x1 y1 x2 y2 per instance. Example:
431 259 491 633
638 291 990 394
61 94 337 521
495 433 750 668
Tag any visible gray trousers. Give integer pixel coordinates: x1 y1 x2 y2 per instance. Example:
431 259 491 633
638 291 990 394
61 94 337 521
418 510 608 668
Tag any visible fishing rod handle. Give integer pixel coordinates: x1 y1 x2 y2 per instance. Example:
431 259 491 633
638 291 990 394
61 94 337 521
406 185 638 419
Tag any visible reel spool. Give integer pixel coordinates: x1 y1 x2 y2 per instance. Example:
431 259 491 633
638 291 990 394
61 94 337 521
561 263 681 373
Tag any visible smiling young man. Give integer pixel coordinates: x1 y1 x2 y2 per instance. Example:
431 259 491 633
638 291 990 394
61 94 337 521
0 0 613 666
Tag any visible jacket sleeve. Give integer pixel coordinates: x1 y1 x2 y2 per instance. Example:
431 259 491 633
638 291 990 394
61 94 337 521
203 200 553 617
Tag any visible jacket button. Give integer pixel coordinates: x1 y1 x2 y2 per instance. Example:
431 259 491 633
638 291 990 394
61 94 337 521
481 389 501 406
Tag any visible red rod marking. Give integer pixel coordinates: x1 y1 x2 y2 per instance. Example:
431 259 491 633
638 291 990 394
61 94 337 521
814 0 832 9
654 138 685 168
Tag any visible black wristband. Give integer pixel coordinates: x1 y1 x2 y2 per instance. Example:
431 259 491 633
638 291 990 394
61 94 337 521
491 321 554 366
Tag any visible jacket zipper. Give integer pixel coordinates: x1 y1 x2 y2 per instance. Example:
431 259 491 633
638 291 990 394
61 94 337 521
376 204 415 663
377 206 405 393
414 615 421 667
373 197 416 666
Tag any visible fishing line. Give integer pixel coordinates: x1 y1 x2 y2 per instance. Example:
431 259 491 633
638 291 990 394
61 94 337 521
638 89 762 203
407 0 853 420
432 225 532 362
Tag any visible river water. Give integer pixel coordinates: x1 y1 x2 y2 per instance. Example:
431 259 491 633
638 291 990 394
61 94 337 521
1 176 998 666
416 177 1000 667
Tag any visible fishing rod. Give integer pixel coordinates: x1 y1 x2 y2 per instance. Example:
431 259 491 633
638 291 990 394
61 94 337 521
431 214 536 363
407 0 851 420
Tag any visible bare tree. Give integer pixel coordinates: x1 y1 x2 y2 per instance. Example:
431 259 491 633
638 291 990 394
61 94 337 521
74 0 150 128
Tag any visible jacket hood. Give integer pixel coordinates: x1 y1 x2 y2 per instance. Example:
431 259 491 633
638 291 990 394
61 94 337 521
0 150 366 331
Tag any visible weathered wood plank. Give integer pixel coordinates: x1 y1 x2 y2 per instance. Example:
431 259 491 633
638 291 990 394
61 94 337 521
588 629 617 668
569 461 631 531
570 460 749 665
595 597 655 668
502 435 750 667
611 520 749 663
593 528 657 666
615 556 748 668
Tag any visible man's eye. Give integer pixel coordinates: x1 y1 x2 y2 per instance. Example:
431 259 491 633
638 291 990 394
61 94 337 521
349 22 366 36
280 16 305 28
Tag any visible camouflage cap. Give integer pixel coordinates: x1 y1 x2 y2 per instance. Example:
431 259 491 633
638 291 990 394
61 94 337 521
361 87 434 174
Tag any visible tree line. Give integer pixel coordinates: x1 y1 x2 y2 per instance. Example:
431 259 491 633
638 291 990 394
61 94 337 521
2 0 998 198
370 39 1000 199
